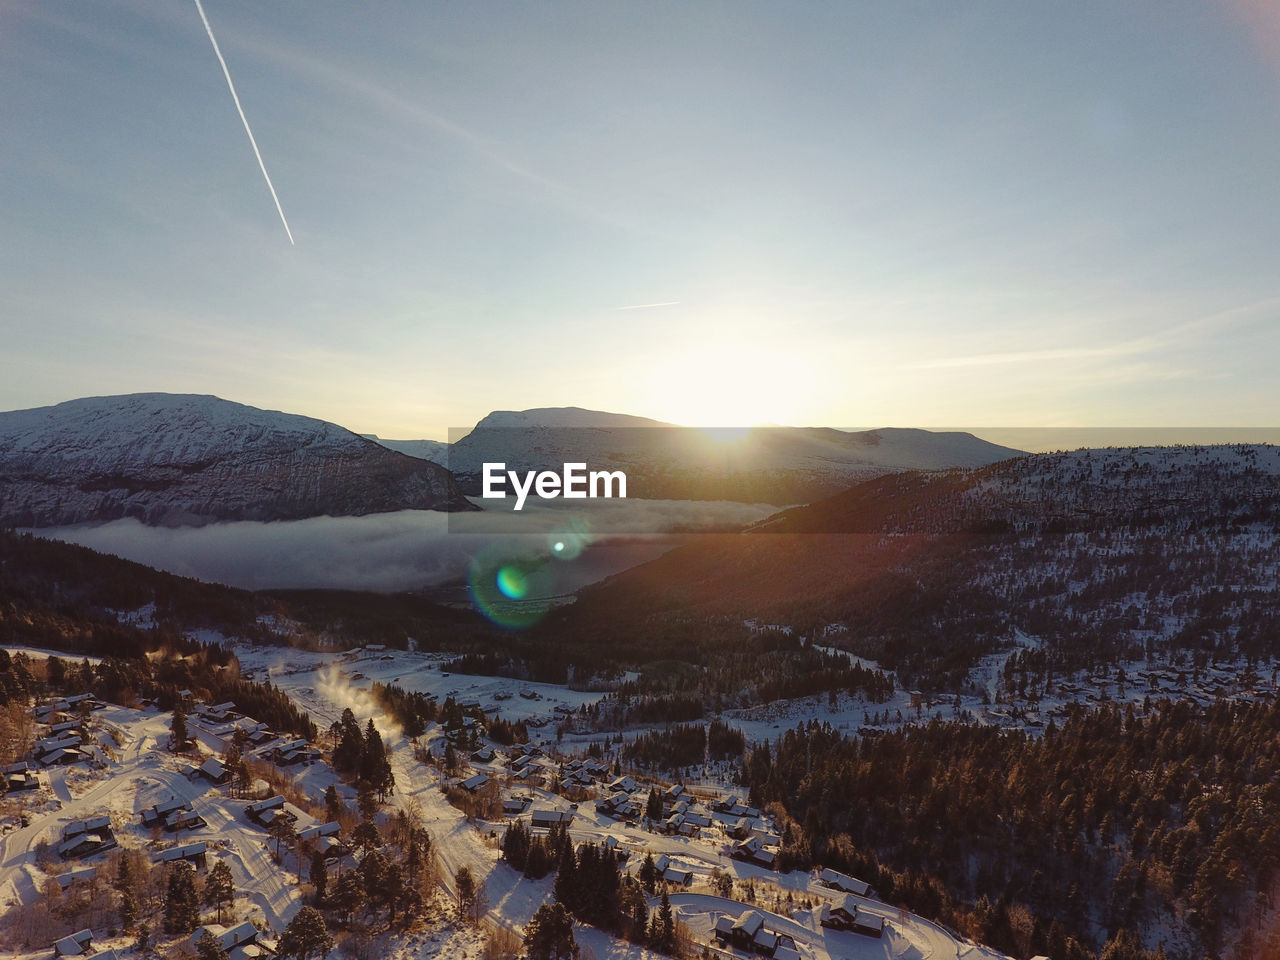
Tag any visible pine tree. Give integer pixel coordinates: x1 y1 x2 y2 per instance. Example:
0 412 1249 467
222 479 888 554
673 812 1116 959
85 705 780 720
324 784 343 822
309 851 328 904
357 785 378 821
407 831 424 884
204 859 235 923
352 818 381 854
334 870 367 925
654 888 675 952
164 861 200 934
196 931 230 960
524 902 578 960
119 891 138 931
278 907 334 960
553 841 577 912
455 865 478 924
502 820 531 871
645 788 663 821
115 852 132 893
171 702 188 752
383 863 405 926
360 848 391 918
334 709 364 774
269 815 297 862
639 852 658 894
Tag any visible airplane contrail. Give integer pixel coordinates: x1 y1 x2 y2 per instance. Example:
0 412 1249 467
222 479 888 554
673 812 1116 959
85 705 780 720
192 0 295 244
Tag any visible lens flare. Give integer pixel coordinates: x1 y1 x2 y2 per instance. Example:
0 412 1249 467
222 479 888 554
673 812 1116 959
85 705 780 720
547 516 591 561
496 565 529 599
467 546 549 629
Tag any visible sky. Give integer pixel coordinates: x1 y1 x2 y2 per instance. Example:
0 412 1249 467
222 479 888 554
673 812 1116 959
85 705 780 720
4 0 1280 439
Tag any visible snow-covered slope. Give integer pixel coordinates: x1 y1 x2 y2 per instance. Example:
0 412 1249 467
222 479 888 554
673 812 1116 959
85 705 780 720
0 394 473 527
447 407 1022 504
361 435 450 465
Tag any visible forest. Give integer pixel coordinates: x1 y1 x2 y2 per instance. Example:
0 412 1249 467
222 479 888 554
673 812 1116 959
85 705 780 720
740 697 1280 959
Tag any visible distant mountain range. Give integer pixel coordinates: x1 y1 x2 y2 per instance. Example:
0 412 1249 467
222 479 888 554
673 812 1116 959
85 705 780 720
550 443 1280 683
0 395 1022 529
0 394 472 528
402 406 1024 504
360 435 450 465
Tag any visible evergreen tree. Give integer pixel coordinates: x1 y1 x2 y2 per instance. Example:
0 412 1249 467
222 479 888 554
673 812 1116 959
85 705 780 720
119 891 138 931
639 852 658 894
164 861 200 934
525 835 553 879
269 815 297 862
360 848 391 918
333 870 367 925
524 902 578 960
455 865 479 925
352 818 381 854
196 931 230 960
333 709 364 774
204 859 235 923
309 851 328 904
645 788 663 821
324 784 343 822
502 819 531 871
170 702 188 751
406 831 424 885
383 863 405 926
653 888 675 952
278 907 334 960
357 785 379 821
553 841 577 912
115 852 132 892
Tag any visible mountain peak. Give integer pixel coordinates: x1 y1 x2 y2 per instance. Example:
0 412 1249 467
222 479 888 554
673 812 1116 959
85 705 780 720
0 393 473 527
473 407 671 430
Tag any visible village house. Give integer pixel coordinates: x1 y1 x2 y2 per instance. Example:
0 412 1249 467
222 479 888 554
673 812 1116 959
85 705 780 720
154 841 208 868
53 929 93 957
58 815 116 859
818 866 871 897
819 895 885 938
530 808 573 830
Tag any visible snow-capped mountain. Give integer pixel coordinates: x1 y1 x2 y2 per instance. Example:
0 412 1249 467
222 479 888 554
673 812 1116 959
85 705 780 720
446 406 1023 504
0 394 473 527
361 435 450 465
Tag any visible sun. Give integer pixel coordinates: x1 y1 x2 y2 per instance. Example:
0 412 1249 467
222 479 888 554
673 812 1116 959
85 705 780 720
642 343 818 427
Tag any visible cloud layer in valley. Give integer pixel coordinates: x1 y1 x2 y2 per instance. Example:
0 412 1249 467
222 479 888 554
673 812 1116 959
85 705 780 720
35 500 777 593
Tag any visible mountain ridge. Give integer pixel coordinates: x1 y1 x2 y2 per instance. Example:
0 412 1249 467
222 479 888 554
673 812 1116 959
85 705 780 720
0 393 473 528
441 406 1023 504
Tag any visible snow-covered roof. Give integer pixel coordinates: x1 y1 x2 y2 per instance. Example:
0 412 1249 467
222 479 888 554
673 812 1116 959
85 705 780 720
155 841 207 863
200 757 228 778
64 815 110 838
819 867 870 896
54 930 93 956
298 821 341 842
245 795 286 815
530 808 573 826
732 911 764 936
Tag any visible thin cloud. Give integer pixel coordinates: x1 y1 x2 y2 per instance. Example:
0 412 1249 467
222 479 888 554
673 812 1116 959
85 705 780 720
612 301 681 311
904 344 1143 370
905 295 1280 372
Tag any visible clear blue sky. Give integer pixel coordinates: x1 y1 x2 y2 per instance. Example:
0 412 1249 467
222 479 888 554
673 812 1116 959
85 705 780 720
4 0 1280 438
